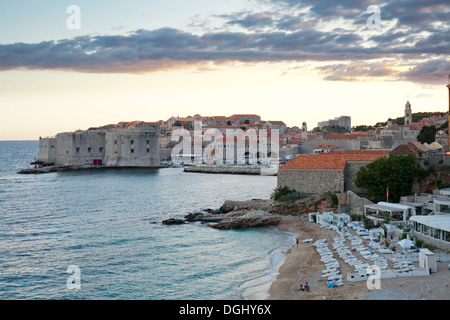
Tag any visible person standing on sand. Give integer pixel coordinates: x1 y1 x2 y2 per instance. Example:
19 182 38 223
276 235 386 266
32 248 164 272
296 238 299 248
304 282 310 292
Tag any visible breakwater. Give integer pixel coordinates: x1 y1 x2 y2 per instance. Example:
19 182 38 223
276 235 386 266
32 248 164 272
183 166 277 176
18 165 167 174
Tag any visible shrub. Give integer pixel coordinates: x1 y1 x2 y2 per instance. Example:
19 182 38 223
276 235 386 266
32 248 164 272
331 194 338 206
273 186 306 202
363 217 375 230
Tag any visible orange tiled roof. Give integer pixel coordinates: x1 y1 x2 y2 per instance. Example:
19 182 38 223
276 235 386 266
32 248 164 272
323 134 359 140
314 143 338 149
280 150 389 170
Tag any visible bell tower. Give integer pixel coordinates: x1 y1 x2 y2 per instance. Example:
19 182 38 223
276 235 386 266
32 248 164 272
302 122 308 141
404 101 412 126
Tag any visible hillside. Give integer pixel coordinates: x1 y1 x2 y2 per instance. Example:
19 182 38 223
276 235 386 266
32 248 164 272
353 111 447 131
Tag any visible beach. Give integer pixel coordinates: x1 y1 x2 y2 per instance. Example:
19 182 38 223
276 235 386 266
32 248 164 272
268 216 450 300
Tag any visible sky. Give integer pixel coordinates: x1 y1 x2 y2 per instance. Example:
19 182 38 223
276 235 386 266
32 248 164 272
0 0 449 140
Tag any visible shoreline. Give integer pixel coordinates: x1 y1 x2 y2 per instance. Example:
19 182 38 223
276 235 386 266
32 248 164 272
18 165 168 174
268 216 450 300
243 228 297 300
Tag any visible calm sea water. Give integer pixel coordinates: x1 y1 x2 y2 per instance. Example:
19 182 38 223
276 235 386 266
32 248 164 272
0 141 295 300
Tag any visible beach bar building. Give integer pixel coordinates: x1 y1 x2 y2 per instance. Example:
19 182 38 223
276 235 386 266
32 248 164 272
364 202 416 225
410 215 450 251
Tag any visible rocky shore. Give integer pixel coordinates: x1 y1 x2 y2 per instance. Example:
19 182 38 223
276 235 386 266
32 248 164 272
163 199 281 229
163 192 338 229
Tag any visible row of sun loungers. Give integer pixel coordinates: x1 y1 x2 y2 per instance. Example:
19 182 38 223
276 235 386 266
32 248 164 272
313 239 343 287
311 220 424 287
338 231 391 273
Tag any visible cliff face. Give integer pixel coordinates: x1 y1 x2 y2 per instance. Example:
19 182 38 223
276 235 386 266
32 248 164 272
412 168 450 195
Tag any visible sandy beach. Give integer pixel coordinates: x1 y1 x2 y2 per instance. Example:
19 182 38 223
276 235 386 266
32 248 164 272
268 216 450 300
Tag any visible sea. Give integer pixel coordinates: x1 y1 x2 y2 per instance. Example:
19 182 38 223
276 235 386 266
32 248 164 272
0 141 296 300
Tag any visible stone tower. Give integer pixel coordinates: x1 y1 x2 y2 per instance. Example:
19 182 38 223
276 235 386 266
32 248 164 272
302 122 308 141
404 101 412 126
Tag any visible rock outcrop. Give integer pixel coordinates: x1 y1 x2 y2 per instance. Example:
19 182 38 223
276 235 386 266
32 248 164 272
209 216 281 230
162 218 186 225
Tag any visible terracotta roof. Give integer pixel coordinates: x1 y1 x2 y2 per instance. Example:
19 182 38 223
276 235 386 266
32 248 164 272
407 141 429 153
267 121 286 125
323 134 358 140
314 144 339 149
232 114 261 117
280 150 389 170
391 141 429 154
384 123 400 131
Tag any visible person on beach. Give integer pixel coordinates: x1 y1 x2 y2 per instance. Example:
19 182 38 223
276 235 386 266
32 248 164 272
304 282 310 292
296 238 299 248
298 284 304 292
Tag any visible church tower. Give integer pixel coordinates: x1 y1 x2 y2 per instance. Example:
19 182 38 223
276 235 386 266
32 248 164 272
302 122 308 141
404 101 412 126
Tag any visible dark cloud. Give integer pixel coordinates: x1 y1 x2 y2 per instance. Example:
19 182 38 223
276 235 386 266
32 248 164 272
226 12 275 29
0 0 448 85
403 58 450 84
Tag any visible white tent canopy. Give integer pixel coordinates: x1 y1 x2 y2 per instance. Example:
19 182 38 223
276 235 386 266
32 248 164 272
364 202 416 223
410 215 450 233
397 235 415 249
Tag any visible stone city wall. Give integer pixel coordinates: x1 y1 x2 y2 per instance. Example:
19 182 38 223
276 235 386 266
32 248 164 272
277 168 344 194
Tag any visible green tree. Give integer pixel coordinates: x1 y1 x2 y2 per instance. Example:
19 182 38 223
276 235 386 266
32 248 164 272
355 154 418 202
417 125 437 144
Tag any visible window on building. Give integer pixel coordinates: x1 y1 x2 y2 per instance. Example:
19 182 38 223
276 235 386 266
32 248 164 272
147 140 150 145
130 140 134 145
147 149 150 153
114 140 117 145
76 148 80 154
131 149 134 154
99 147 103 153
438 204 450 214
88 147 91 153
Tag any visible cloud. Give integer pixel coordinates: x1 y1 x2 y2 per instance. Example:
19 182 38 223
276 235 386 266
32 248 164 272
403 58 450 84
0 0 448 85
318 61 397 81
226 12 275 29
